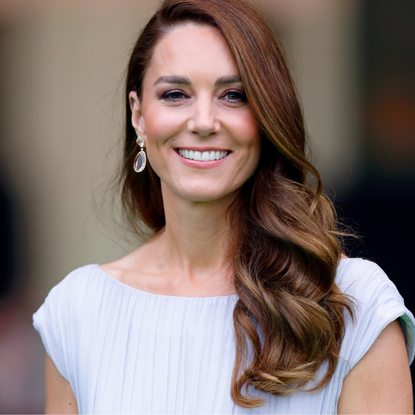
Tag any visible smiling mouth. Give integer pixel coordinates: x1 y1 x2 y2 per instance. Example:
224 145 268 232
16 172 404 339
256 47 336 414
177 149 230 161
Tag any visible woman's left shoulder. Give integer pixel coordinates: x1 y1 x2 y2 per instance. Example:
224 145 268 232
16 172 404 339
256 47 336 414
336 257 415 368
336 258 408 310
336 257 394 293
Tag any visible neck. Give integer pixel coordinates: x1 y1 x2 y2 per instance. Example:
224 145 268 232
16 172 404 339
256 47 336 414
147 183 238 287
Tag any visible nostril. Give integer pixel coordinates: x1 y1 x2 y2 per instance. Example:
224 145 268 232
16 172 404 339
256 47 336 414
187 115 220 137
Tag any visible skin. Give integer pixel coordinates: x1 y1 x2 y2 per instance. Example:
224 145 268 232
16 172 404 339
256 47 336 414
45 354 78 414
338 319 412 414
45 24 413 413
132 24 261 205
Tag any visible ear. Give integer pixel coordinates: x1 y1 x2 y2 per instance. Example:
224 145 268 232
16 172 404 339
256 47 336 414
129 91 146 138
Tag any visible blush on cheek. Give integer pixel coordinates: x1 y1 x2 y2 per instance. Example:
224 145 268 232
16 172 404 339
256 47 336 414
228 110 260 146
144 111 183 142
245 119 260 143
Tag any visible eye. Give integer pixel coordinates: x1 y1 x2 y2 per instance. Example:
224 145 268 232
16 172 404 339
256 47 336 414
222 90 247 104
158 90 188 101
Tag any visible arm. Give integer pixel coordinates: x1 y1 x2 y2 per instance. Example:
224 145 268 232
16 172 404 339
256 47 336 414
45 353 78 414
338 319 413 414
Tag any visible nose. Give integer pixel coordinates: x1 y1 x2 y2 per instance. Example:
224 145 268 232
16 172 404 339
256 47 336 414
187 95 221 137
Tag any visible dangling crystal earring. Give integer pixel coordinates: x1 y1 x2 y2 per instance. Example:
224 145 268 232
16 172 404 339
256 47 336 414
133 136 146 173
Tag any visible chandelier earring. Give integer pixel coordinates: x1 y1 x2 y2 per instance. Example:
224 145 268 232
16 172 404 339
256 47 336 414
133 136 147 173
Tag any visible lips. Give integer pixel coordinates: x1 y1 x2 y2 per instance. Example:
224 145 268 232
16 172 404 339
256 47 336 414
177 149 230 161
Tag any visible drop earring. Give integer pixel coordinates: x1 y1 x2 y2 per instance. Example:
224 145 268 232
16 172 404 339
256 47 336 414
133 136 146 173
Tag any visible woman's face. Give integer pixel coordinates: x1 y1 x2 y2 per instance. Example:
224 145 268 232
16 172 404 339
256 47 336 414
129 23 261 204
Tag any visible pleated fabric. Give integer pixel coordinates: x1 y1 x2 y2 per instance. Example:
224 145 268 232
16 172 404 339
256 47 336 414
33 258 415 414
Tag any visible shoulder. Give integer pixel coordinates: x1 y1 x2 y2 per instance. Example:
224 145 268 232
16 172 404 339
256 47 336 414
336 257 394 293
335 258 415 368
32 264 114 381
33 264 116 327
45 263 104 297
33 263 108 325
336 258 409 314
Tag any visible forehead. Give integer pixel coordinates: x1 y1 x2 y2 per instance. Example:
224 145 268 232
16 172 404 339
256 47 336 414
144 23 239 83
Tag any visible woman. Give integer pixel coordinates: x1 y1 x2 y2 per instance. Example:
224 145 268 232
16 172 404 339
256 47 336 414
33 0 414 413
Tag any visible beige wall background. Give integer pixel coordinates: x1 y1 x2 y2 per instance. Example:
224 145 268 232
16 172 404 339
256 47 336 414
0 0 359 298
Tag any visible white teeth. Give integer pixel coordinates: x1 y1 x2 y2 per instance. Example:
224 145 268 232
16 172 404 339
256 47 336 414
178 149 229 161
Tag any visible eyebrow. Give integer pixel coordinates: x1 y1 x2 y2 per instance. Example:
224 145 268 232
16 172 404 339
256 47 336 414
214 75 242 86
153 75 242 87
154 76 191 86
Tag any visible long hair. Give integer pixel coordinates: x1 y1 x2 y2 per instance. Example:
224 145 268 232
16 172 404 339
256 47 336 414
121 0 353 408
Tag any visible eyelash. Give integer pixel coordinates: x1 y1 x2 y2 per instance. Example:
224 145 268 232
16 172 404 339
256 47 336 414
158 89 247 104
158 90 187 101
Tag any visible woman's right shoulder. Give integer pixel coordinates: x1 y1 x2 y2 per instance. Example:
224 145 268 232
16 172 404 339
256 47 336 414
40 264 115 311
33 264 114 383
49 264 107 293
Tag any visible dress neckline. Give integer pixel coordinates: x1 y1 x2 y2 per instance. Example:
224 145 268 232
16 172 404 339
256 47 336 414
94 258 350 301
93 264 239 301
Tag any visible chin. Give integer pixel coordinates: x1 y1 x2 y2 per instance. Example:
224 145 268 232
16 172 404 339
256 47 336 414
160 178 243 204
179 187 240 203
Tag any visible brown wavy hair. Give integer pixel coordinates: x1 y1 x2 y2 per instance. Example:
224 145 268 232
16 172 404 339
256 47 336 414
121 0 353 408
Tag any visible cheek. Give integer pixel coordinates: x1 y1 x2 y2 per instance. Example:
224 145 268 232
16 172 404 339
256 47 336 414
142 105 183 142
239 112 261 172
235 110 261 150
142 110 180 174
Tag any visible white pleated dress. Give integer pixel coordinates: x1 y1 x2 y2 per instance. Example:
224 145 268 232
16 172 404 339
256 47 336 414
33 258 415 414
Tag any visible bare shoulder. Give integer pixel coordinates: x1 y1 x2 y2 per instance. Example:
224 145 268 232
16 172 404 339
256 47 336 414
45 354 78 414
337 319 413 414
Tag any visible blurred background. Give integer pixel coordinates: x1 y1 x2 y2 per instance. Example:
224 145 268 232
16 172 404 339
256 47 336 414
0 0 413 412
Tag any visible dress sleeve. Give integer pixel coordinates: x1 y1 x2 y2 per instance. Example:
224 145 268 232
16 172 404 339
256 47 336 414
337 259 415 374
32 268 84 382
